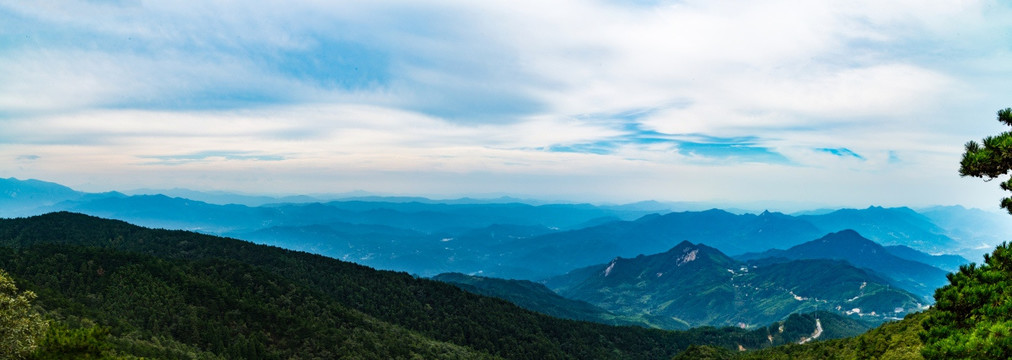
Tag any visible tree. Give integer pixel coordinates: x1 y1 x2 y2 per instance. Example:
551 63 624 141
921 107 1012 359
920 243 1012 359
959 108 1012 213
0 269 48 359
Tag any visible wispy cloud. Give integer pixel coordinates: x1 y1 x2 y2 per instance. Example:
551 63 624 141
817 148 864 160
141 151 287 166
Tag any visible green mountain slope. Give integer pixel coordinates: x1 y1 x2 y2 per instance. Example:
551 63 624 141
681 239 1012 359
704 310 930 360
433 272 652 327
4 244 491 359
546 241 923 329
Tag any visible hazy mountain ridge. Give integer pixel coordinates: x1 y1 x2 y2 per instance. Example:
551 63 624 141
918 205 1012 261
883 244 970 273
736 230 950 299
0 177 983 280
0 177 85 217
798 206 958 253
498 209 827 279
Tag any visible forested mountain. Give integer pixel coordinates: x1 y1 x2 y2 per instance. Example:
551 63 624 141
736 230 949 299
545 241 923 329
0 212 872 359
672 240 1012 359
432 272 650 327
680 310 931 359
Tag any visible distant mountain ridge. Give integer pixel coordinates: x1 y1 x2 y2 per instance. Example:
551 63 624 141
736 230 950 299
0 177 83 217
883 244 970 273
798 206 957 253
500 209 826 279
0 177 985 279
918 205 1012 260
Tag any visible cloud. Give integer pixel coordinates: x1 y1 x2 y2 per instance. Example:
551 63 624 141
1 0 1011 209
817 148 864 160
140 151 287 166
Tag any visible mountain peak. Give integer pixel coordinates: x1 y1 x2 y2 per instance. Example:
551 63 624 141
829 229 862 237
671 240 696 251
805 230 884 254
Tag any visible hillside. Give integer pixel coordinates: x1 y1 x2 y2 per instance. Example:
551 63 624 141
433 272 651 327
5 244 491 359
677 310 930 360
0 212 871 359
737 230 949 299
545 241 923 329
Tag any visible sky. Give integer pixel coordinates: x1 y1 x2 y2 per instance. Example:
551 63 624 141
2 0 1012 211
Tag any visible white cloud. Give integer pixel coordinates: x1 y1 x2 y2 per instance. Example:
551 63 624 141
2 0 1012 208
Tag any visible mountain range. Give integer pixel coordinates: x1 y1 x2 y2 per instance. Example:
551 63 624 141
0 177 978 280
1 177 1002 358
797 206 959 253
736 230 950 299
544 240 925 329
0 212 876 358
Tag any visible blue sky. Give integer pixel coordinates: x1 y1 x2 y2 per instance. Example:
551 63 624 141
2 0 1012 210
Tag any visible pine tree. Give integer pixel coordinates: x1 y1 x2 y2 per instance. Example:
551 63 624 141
920 243 1012 359
922 106 1012 359
959 108 1012 213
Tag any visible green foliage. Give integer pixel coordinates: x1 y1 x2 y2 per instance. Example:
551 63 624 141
921 242 1012 359
2 244 493 359
0 269 48 359
959 107 1012 213
549 241 920 329
671 344 736 360
31 322 118 360
433 272 653 327
740 311 928 360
